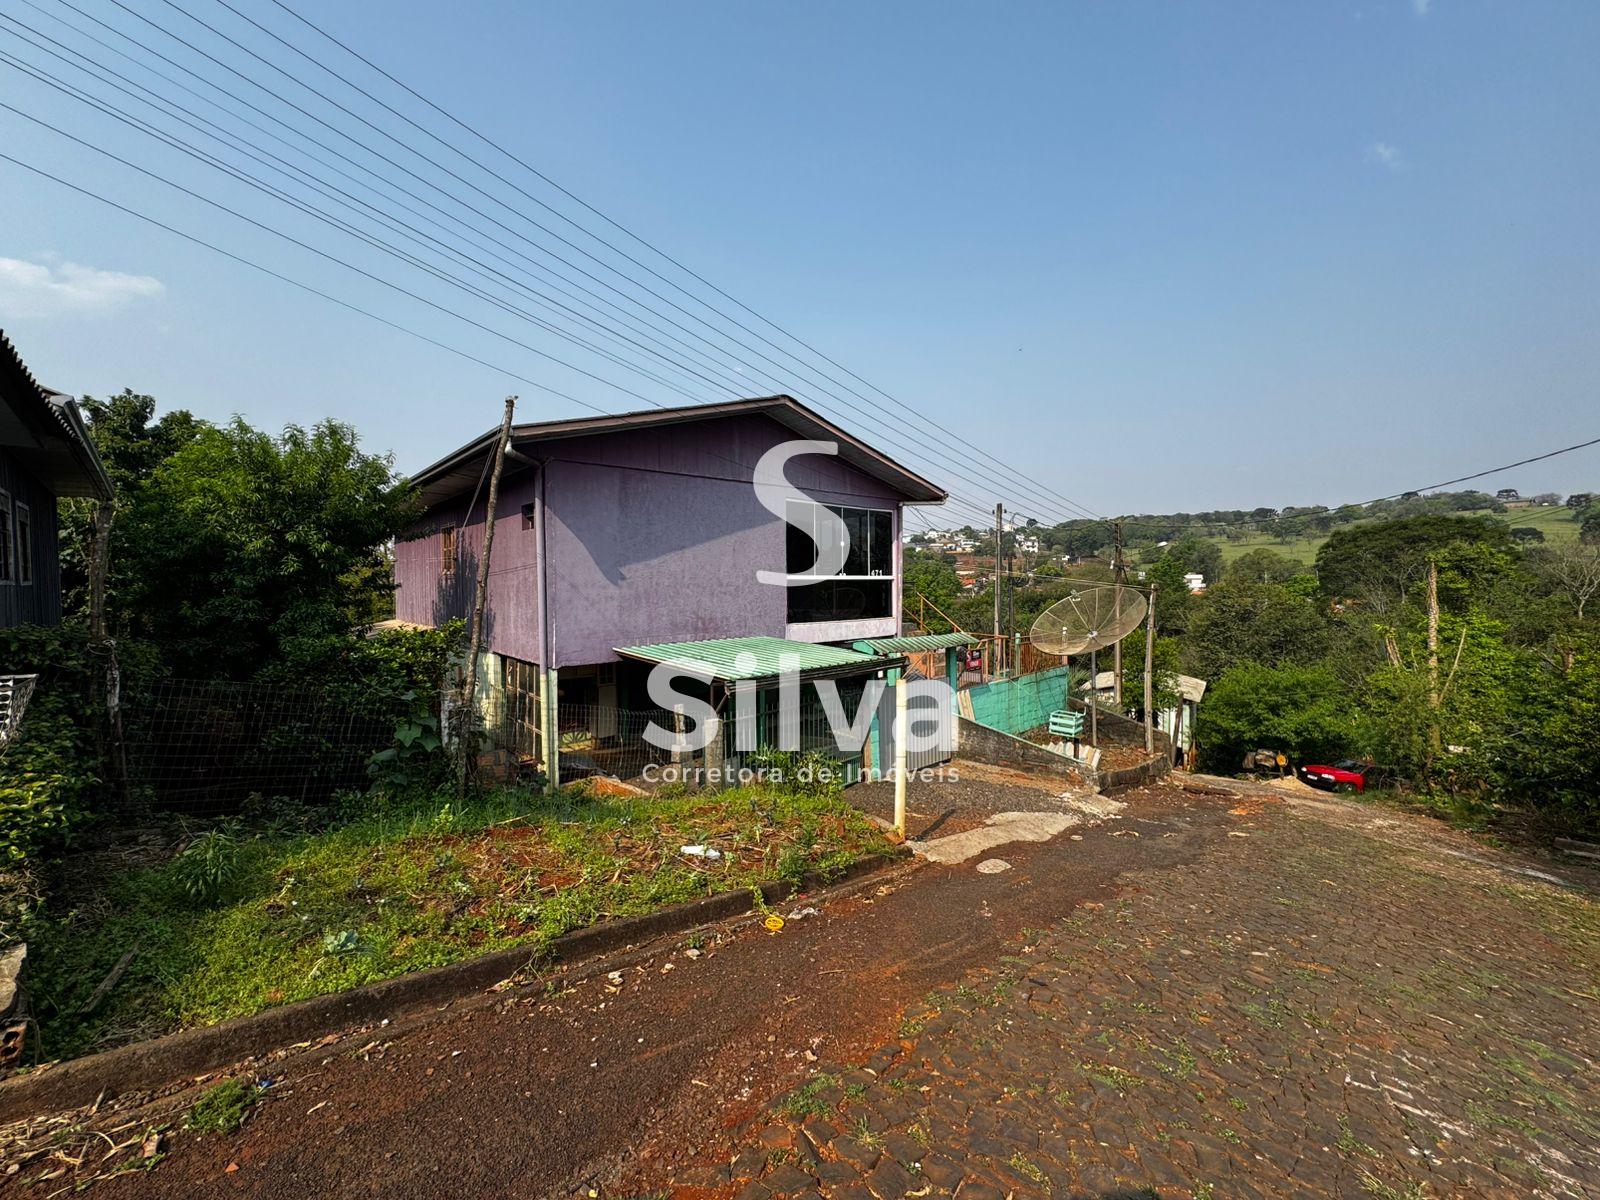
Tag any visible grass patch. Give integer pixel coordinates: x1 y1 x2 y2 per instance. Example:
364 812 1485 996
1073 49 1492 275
1081 1060 1143 1092
1008 1152 1050 1189
1359 1172 1427 1200
27 785 892 1061
778 1072 841 1119
184 1077 259 1135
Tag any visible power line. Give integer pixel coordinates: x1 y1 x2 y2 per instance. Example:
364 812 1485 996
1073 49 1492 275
0 147 1005 532
9 8 1061 529
151 0 1104 525
0 151 614 414
0 26 745 404
260 0 1106 524
0 73 1041 530
19 0 789 399
0 94 682 412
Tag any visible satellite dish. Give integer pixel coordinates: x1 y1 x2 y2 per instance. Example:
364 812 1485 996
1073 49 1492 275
1029 585 1148 656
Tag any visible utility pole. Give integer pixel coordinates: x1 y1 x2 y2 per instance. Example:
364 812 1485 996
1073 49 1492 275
1426 557 1441 775
992 502 1004 677
1112 518 1126 707
458 395 516 798
1143 584 1156 756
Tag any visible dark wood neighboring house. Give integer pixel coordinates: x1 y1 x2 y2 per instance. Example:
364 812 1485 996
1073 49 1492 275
0 331 113 629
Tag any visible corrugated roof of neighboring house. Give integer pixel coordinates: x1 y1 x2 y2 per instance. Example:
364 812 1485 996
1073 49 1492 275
852 632 977 655
615 635 897 682
0 329 114 501
407 394 947 508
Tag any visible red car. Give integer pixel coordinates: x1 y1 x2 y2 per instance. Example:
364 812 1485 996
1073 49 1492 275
1297 759 1380 793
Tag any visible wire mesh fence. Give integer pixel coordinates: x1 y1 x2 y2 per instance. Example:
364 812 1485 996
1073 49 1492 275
124 677 402 817
118 677 888 819
552 701 681 784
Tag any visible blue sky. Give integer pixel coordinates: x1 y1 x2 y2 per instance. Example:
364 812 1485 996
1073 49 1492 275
1 0 1597 521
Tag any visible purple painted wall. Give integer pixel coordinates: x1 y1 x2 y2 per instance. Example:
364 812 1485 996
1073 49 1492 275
394 470 539 661
393 412 915 668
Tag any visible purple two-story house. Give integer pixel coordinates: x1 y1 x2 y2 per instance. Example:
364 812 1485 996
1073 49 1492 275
393 395 949 777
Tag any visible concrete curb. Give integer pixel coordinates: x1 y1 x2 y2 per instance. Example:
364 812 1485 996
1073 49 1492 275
0 852 904 1123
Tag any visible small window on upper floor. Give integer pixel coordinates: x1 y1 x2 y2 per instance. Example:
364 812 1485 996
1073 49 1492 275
440 525 457 576
15 503 32 585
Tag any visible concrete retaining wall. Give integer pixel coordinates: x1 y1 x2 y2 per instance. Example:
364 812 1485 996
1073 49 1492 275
956 672 1174 793
956 718 1086 784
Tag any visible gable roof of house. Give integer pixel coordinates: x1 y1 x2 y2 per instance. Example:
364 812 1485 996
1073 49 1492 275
0 330 114 501
406 394 947 508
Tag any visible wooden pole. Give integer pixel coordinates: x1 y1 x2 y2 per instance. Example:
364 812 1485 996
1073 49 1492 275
87 500 129 806
458 395 516 797
1089 647 1098 748
1112 518 1125 707
892 672 908 839
992 503 1003 676
1143 584 1156 756
1426 556 1441 772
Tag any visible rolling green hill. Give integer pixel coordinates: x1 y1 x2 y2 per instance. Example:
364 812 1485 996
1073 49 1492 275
1201 505 1582 567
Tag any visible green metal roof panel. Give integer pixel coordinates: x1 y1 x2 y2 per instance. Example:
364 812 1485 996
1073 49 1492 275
853 632 977 655
614 636 887 681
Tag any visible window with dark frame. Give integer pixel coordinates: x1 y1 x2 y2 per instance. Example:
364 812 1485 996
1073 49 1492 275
785 500 895 624
15 503 31 585
440 525 457 576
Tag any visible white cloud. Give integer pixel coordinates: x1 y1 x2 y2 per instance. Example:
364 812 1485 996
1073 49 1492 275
1364 141 1406 172
1412 0 1432 15
0 255 165 318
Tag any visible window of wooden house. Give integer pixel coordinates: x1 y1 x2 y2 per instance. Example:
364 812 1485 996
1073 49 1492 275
440 525 457 576
15 503 31 585
0 493 12 584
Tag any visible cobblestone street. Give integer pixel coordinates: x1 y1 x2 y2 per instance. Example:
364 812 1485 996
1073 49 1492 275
710 787 1600 1200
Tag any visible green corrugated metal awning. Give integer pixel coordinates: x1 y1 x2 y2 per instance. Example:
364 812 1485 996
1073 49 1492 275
852 632 977 655
614 636 892 682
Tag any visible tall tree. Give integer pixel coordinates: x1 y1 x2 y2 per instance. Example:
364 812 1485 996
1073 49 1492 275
108 414 416 679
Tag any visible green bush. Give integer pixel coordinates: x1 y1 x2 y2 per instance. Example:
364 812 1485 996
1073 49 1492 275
0 626 123 862
171 825 245 905
1195 662 1357 772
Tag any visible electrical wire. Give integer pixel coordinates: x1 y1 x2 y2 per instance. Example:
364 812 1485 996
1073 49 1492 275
122 0 1105 524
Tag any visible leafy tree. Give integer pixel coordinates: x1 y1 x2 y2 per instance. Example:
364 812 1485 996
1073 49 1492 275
902 549 962 632
1315 515 1511 608
1226 549 1304 585
1143 555 1196 636
1532 542 1600 624
1118 629 1183 720
1361 608 1527 797
59 390 205 619
1194 662 1356 772
1161 536 1223 588
110 416 416 679
1582 504 1600 545
1181 580 1331 681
